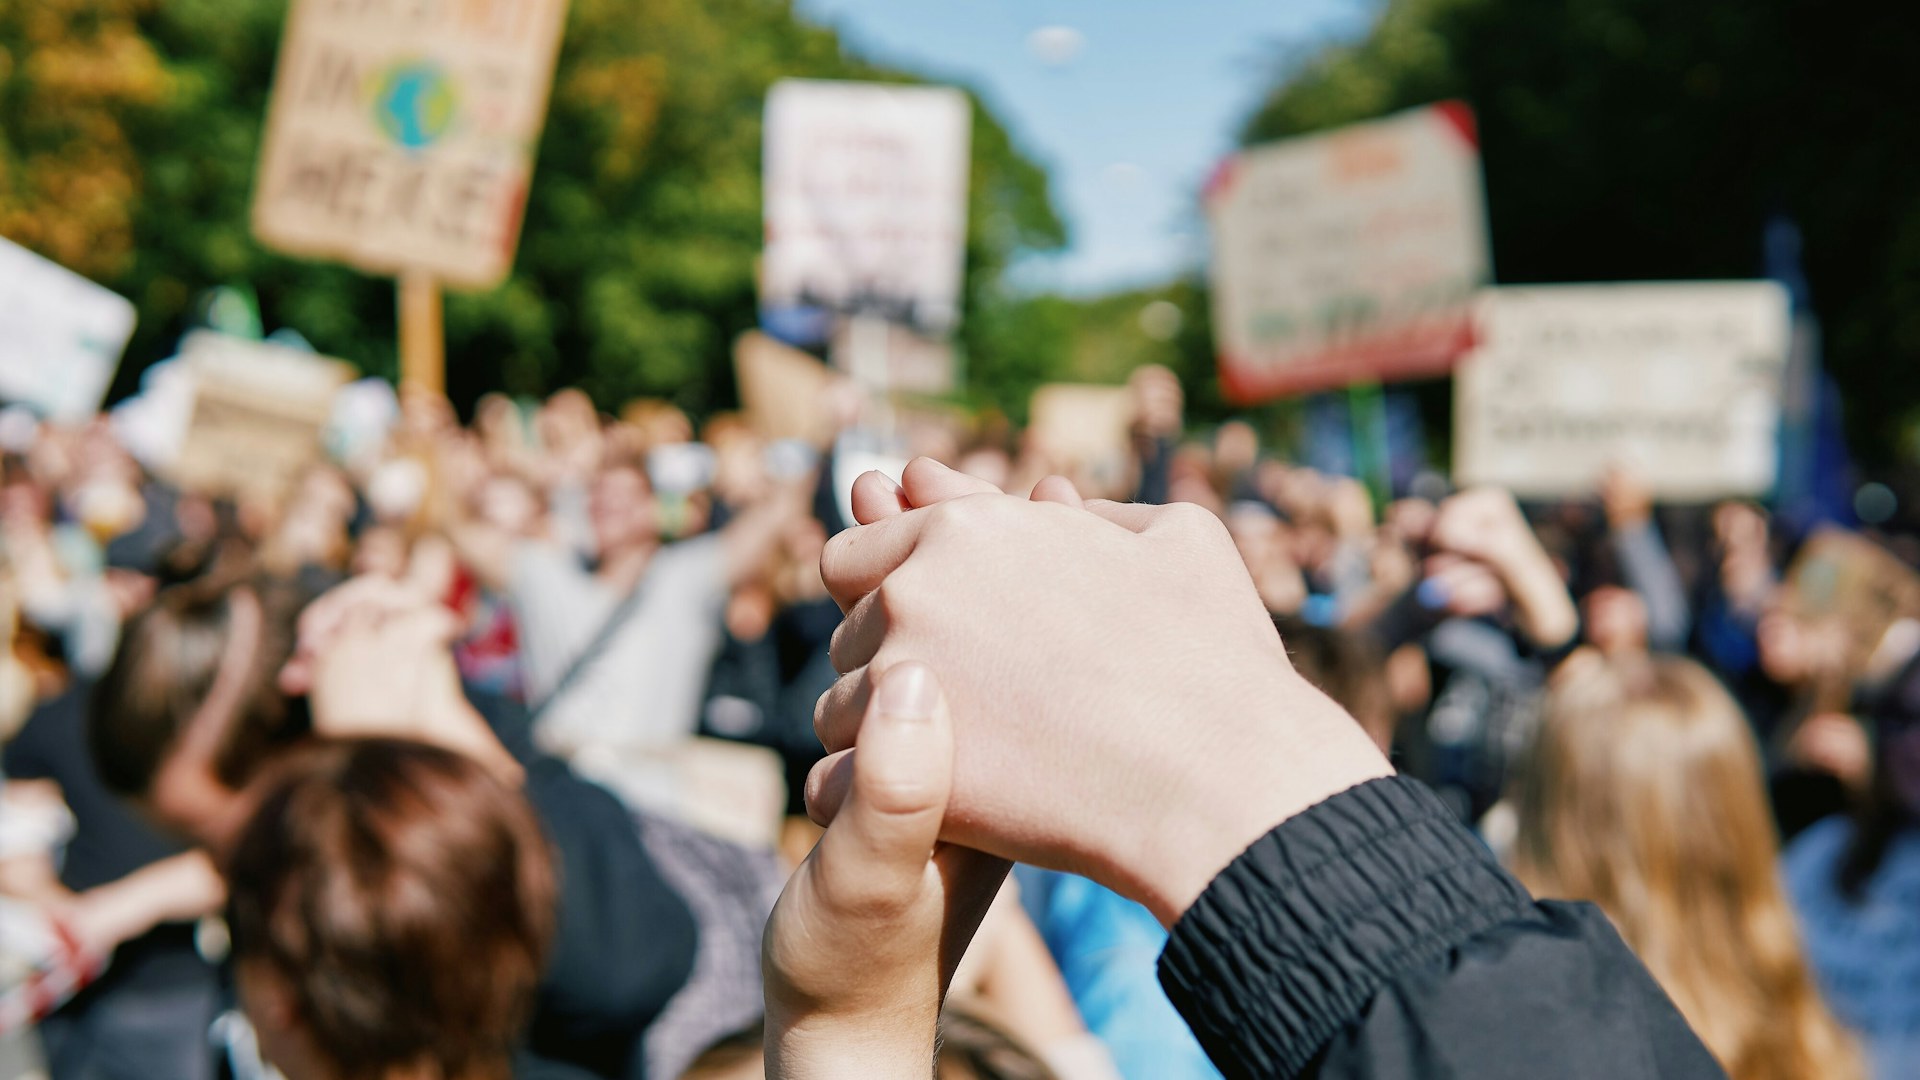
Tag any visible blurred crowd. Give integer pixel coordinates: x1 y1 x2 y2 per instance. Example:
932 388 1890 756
0 359 1917 1080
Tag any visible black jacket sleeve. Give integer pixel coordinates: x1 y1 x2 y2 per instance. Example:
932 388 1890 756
1158 777 1726 1079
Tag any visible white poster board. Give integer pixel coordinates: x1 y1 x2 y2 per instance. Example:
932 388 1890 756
1453 283 1791 500
762 79 972 335
1206 102 1490 402
251 0 570 289
0 237 136 422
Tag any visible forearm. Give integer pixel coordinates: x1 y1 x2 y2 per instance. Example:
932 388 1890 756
440 521 505 590
1613 522 1690 650
68 851 225 956
1500 551 1578 651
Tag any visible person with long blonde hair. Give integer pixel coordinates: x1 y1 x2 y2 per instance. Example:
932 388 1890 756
1509 654 1861 1080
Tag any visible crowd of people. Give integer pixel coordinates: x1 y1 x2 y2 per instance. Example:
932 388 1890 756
0 357 1915 1080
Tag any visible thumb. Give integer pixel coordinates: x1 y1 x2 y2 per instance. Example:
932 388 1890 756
812 662 952 906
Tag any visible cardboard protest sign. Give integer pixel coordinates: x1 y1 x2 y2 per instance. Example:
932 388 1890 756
762 80 972 336
169 332 355 500
733 332 837 445
1028 384 1135 498
1782 527 1920 680
1453 283 1791 500
1206 103 1490 402
0 237 136 422
251 0 570 289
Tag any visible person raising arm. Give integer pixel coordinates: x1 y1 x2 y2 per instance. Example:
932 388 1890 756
770 458 1725 1080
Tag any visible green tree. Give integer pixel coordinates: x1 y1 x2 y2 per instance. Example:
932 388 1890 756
2 0 1065 417
1240 0 1920 466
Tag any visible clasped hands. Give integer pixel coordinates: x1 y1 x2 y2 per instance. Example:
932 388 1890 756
762 459 1393 1076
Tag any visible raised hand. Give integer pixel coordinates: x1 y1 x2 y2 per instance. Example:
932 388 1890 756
812 459 1392 924
1429 487 1579 650
764 662 1007 1079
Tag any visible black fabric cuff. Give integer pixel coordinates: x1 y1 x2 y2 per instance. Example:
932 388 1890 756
1158 776 1537 1079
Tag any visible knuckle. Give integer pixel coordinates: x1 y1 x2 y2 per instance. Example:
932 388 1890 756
812 681 844 743
827 616 857 672
858 768 942 817
816 869 914 920
1165 500 1230 544
818 530 855 581
873 578 917 623
931 491 997 531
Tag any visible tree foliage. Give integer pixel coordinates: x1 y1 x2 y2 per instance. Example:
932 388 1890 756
1241 0 1920 465
1 0 1066 417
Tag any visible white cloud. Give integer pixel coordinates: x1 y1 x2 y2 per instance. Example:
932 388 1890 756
1027 25 1084 67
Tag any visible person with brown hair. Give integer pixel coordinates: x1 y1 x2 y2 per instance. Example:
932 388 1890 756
1508 654 1861 1080
87 575 306 845
87 572 706 1079
225 737 557 1080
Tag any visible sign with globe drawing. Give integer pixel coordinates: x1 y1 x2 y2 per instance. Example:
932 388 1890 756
250 0 570 289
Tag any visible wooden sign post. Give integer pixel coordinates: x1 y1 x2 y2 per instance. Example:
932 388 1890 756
398 271 444 396
250 0 570 391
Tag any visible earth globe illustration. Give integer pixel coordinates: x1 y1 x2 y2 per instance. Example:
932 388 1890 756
372 61 457 150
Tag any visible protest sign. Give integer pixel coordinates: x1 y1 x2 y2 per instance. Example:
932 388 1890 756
762 80 972 337
1782 527 1920 680
1206 103 1490 403
1453 283 1791 500
251 0 570 290
828 318 956 395
168 332 355 500
0 237 136 422
734 332 838 445
1028 384 1135 498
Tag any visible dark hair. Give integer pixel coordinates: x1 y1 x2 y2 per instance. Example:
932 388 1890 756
88 575 304 797
226 738 556 1080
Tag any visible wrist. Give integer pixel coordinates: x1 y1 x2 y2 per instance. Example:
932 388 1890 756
1106 686 1394 926
1501 556 1578 648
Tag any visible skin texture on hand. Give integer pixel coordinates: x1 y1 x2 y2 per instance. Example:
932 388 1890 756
763 662 1007 1080
811 460 1394 926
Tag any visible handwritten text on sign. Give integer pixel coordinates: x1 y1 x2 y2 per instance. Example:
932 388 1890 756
251 0 569 289
1206 103 1490 402
1453 283 1791 500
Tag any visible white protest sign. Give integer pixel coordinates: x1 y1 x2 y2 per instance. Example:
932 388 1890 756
251 0 570 289
169 332 356 500
762 79 972 334
1453 283 1791 500
0 237 136 422
1206 102 1490 402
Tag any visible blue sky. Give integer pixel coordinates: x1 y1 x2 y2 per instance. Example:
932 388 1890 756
793 0 1375 296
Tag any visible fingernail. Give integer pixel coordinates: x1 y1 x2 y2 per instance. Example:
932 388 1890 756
878 663 937 721
866 470 902 493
